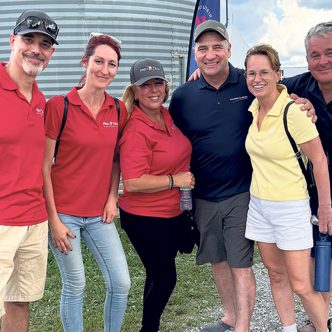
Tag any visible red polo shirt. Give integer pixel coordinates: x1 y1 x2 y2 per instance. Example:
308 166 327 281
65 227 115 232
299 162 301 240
119 105 192 218
45 87 128 216
0 62 47 226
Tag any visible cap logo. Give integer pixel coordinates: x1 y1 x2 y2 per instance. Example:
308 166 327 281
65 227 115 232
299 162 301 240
130 58 166 85
139 65 161 73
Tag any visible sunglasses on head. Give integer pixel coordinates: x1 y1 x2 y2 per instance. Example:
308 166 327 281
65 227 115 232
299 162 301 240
14 16 59 39
89 32 121 46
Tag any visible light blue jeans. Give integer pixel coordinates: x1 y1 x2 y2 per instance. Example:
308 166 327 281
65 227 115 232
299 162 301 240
49 214 130 332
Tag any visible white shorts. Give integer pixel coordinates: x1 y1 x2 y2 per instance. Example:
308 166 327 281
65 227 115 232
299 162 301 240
245 195 313 250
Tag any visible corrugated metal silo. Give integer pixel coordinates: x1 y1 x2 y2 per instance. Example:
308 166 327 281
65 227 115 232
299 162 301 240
0 0 195 98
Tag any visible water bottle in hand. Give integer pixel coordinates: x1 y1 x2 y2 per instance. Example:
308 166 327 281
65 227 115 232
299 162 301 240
314 234 331 292
180 188 192 210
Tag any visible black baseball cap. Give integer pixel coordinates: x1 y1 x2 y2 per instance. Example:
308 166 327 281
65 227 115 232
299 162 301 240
194 20 229 42
130 58 167 86
13 10 59 45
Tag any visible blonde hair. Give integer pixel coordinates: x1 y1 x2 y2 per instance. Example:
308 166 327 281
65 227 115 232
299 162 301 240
244 44 281 71
121 85 136 115
121 81 170 116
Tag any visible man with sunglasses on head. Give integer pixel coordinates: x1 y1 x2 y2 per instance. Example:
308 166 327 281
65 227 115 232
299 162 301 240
0 9 58 332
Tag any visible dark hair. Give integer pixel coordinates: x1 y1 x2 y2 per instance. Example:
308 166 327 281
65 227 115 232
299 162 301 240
78 34 121 87
244 44 281 71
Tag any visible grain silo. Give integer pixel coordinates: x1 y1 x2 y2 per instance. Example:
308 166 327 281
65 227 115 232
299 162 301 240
0 0 196 98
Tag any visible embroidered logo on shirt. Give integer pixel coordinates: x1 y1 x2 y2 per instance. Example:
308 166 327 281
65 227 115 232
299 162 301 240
103 121 118 128
35 108 44 116
229 96 248 103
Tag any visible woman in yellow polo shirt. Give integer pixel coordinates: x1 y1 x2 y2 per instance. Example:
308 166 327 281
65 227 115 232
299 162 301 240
244 44 332 332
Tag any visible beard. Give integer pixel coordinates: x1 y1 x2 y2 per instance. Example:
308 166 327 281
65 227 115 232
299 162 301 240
22 52 45 76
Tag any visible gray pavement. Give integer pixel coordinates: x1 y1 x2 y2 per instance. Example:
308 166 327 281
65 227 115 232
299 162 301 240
186 261 331 332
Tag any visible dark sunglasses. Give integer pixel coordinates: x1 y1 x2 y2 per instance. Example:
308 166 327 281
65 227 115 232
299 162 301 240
14 16 59 39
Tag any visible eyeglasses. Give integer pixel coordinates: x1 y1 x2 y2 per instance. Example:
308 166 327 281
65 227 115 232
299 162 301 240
245 70 274 80
89 32 121 46
14 16 59 40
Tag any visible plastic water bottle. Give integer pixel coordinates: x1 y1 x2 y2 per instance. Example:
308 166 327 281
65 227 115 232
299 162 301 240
314 234 331 292
180 188 192 210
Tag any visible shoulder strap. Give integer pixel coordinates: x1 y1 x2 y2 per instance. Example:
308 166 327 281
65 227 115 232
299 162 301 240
114 97 120 120
54 95 69 161
283 100 314 187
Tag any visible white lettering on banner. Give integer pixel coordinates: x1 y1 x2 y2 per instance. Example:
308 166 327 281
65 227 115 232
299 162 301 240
198 5 212 18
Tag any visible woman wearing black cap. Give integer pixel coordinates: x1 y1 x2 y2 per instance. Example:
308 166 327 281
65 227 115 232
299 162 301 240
119 58 194 332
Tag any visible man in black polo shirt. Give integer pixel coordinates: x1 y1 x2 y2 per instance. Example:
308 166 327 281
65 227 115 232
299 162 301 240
169 20 255 332
170 19 317 332
284 21 332 332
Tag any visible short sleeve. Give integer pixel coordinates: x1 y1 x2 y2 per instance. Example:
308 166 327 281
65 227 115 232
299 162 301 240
45 95 67 140
287 103 319 145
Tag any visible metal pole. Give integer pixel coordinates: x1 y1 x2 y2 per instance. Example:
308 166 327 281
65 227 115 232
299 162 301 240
225 0 229 27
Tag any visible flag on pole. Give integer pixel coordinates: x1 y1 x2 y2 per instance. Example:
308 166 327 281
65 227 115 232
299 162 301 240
186 0 220 80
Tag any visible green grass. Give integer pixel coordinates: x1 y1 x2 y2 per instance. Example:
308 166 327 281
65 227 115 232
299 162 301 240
30 219 220 331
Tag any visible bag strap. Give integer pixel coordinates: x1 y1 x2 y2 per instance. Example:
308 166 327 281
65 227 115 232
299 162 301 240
53 96 119 162
54 95 68 162
114 97 120 120
283 100 315 188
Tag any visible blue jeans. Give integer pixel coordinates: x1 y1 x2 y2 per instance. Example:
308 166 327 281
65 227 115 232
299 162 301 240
49 214 130 332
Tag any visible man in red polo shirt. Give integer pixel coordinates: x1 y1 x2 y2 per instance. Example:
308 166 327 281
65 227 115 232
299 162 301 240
0 10 58 332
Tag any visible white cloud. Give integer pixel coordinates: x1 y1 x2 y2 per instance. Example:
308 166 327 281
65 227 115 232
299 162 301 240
258 0 332 65
230 0 332 66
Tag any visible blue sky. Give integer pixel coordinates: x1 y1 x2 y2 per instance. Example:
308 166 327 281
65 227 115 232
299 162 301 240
227 0 332 66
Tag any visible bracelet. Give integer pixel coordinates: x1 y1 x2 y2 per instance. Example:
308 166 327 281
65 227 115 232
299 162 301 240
168 174 174 190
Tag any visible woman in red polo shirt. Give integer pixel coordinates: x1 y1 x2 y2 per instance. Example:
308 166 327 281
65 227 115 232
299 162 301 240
119 58 194 332
42 34 130 332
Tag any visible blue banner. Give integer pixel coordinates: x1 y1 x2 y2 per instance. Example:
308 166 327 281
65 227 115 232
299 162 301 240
186 0 220 80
